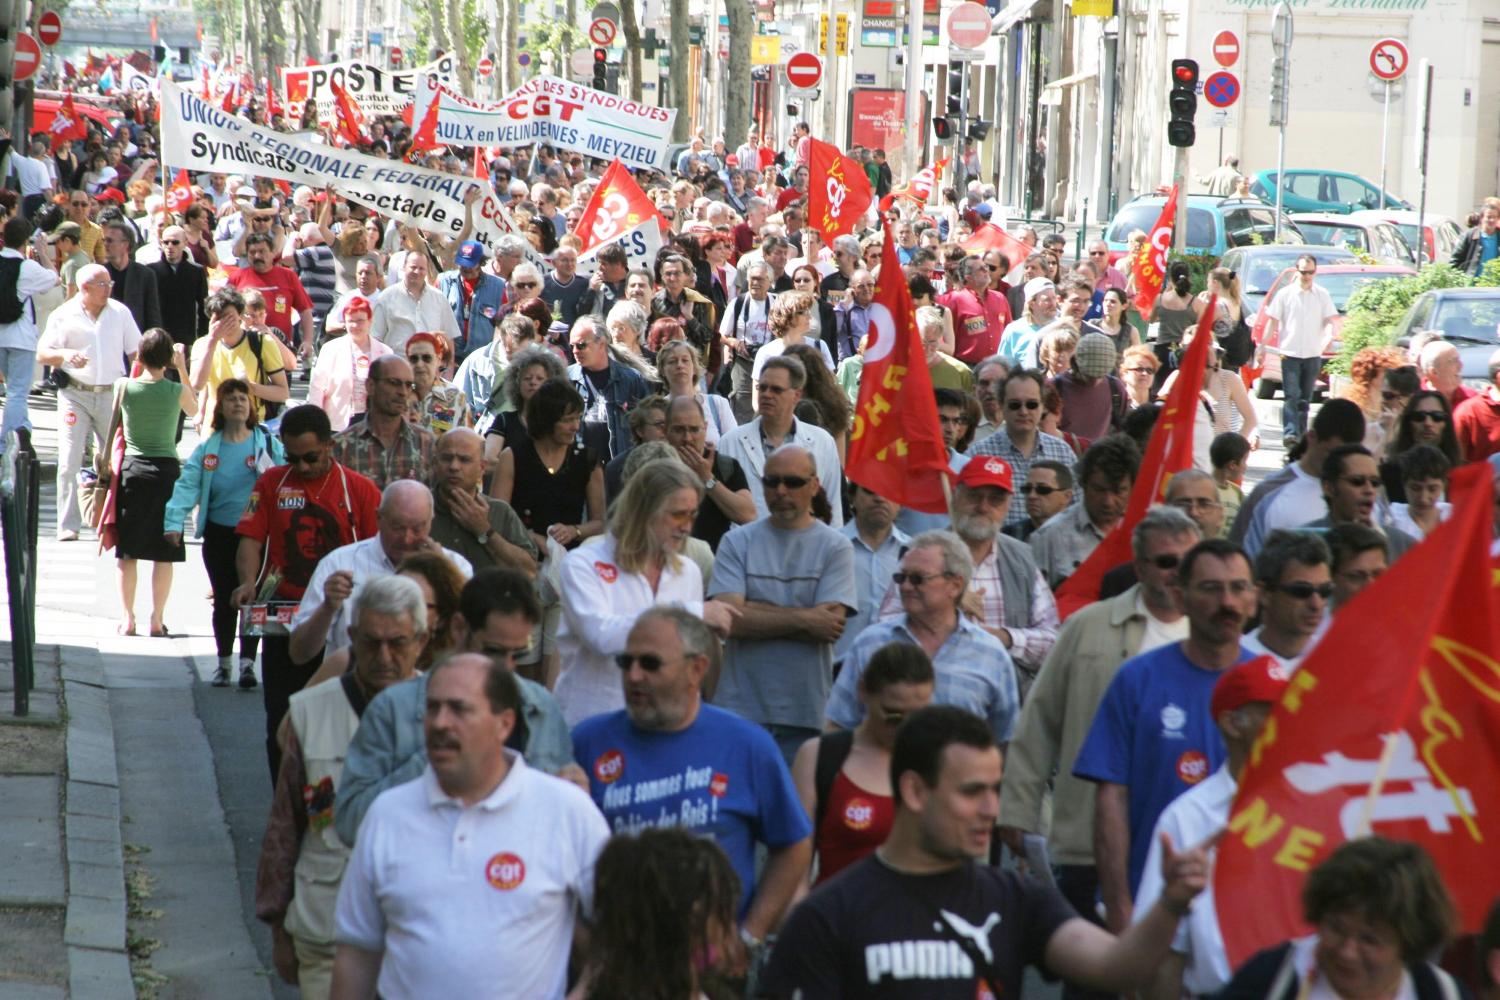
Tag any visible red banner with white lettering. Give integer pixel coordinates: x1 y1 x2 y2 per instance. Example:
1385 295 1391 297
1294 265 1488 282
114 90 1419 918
1052 300 1214 619
571 159 669 254
1215 462 1500 970
845 222 951 513
881 156 949 212
1131 185 1178 314
807 139 873 241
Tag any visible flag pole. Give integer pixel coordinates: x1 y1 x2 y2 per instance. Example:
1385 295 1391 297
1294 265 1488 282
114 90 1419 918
1351 730 1403 838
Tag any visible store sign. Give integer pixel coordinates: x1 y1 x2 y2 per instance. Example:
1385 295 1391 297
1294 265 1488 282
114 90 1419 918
850 89 907 154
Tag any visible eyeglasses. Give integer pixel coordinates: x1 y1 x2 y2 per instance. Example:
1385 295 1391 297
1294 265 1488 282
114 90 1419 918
285 449 325 466
407 353 437 363
1338 475 1382 488
1410 410 1448 423
375 377 418 392
1020 484 1062 496
1297 269 1317 276
160 239 182 246
1006 399 1041 411
512 281 538 289
762 474 811 490
757 383 791 396
893 570 953 586
614 652 669 672
1171 497 1222 511
1124 366 1155 375
1269 581 1335 600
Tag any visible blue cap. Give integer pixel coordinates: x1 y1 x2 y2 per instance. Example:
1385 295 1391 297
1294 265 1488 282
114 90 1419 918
455 240 486 267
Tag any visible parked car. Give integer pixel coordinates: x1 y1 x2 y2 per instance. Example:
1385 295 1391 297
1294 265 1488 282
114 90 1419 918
1103 195 1303 261
1249 263 1415 398
1291 213 1417 266
1217 244 1361 319
1345 210 1465 264
31 96 122 137
1391 288 1500 386
1248 169 1409 215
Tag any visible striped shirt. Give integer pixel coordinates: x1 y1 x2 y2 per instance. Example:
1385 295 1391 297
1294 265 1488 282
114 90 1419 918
825 616 1020 743
967 427 1078 529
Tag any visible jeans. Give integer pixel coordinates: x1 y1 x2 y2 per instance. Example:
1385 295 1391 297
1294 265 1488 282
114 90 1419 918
0 347 36 441
1280 355 1321 441
764 723 820 771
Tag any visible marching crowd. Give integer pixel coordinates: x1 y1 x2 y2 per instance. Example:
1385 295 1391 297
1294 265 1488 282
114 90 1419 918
3 91 1500 1000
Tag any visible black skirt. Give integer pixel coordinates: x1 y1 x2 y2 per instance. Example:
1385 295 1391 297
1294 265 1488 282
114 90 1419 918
116 455 186 563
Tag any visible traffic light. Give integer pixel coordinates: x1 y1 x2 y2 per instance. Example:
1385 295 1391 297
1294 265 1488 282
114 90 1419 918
593 48 608 91
932 116 953 140
946 62 963 116
1167 58 1199 148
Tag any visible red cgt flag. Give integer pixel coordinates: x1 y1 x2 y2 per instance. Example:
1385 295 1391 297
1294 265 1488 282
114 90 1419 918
165 169 194 214
960 223 1033 266
1131 185 1178 313
572 159 668 254
406 88 442 162
845 222 951 513
1215 461 1500 969
50 92 89 143
1052 300 1215 619
330 79 369 147
807 138 873 242
880 156 949 212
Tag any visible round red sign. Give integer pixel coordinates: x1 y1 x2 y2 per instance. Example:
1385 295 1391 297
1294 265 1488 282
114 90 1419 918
785 52 823 90
1212 29 1240 68
38 11 62 48
13 33 40 82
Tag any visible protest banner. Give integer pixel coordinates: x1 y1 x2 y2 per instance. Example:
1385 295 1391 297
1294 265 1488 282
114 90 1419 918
281 55 455 120
413 73 676 173
574 217 664 279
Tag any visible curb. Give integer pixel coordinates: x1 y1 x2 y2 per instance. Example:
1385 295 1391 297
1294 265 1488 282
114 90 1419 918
59 645 135 1000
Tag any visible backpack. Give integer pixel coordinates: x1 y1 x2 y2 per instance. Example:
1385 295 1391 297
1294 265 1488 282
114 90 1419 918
0 256 26 325
244 329 284 419
812 729 857 832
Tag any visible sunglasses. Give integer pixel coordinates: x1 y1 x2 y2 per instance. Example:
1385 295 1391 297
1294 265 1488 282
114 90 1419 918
758 383 791 395
614 652 668 672
513 281 538 289
375 377 418 392
1339 475 1382 488
762 474 811 490
1270 581 1335 600
1006 399 1041 411
1150 554 1181 571
407 353 437 363
1410 411 1447 423
1124 366 1155 375
285 449 324 465
1020 484 1062 496
1297 269 1317 276
160 239 182 246
893 570 951 586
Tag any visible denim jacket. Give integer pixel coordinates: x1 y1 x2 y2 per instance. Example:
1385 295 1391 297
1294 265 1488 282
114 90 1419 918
163 426 284 537
438 269 506 359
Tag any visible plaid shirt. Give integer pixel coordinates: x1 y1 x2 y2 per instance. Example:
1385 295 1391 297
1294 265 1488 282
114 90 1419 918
967 427 1078 528
826 616 1020 743
970 543 1060 680
332 417 435 492
1028 503 1110 589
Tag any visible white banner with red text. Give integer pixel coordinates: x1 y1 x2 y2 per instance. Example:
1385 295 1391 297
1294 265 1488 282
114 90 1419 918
280 56 456 122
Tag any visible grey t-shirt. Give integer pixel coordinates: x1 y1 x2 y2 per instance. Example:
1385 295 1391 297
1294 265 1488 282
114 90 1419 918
708 519 857 730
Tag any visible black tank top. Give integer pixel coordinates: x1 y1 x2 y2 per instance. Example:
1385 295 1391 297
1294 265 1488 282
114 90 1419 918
509 436 599 538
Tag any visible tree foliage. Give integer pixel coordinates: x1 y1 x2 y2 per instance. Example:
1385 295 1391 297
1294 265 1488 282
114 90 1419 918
1328 263 1472 375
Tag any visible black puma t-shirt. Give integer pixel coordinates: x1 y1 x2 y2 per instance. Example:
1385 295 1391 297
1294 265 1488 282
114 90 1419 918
760 855 1077 999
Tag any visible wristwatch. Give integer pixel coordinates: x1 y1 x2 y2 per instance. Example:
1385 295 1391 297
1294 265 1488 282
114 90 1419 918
703 476 717 491
475 530 492 546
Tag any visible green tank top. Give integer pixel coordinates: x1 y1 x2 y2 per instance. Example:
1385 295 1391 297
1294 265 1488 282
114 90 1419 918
121 378 183 458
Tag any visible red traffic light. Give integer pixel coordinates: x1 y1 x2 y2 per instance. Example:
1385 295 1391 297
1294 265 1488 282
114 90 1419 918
1174 65 1195 82
594 47 608 63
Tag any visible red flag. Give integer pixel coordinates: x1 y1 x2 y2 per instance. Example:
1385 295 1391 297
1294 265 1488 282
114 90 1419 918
165 169 194 214
330 79 369 147
406 88 442 161
50 92 89 143
265 78 280 118
474 147 492 180
845 222 951 513
284 71 310 108
960 223 1032 265
572 159 668 254
1052 301 1216 619
807 139 873 242
1131 185 1178 313
880 156 949 212
200 67 211 101
1215 461 1500 969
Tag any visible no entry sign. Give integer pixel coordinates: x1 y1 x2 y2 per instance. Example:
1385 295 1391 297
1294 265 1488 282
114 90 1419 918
786 51 823 90
947 2 991 49
14 33 41 82
37 11 62 48
1212 29 1240 67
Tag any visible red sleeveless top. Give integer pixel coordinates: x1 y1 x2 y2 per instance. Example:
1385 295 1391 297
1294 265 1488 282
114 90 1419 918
815 769 895 884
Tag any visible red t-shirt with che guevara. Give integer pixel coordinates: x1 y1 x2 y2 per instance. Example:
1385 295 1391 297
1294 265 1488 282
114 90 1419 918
236 462 381 600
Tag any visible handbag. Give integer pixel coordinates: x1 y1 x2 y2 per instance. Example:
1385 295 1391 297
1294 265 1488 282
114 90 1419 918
77 454 109 528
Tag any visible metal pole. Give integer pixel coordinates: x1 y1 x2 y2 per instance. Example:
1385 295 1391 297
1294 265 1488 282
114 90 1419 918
904 0 923 179
1274 125 1286 241
822 4 839 140
1378 80 1390 211
955 63 967 197
1172 146 1188 254
1416 59 1432 265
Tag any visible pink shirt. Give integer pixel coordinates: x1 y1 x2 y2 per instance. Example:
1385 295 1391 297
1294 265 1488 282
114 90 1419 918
307 335 393 432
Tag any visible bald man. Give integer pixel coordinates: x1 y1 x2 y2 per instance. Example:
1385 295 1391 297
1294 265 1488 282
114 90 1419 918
149 224 210 350
428 428 539 575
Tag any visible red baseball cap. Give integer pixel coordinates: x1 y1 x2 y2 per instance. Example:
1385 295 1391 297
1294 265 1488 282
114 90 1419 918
956 456 1014 493
96 188 126 204
1211 655 1290 719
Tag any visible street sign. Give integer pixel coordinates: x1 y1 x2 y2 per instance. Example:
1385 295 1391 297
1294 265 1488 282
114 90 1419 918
592 2 621 25
570 47 595 78
390 45 402 67
588 18 617 46
1367 73 1405 102
1203 71 1240 108
947 2 991 49
13 33 40 82
518 51 532 67
1370 37 1409 81
37 11 62 48
786 51 823 90
477 56 495 78
1212 30 1239 67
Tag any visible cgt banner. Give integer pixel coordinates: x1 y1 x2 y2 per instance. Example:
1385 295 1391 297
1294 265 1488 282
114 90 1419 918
413 73 676 173
282 55 456 121
574 217 664 279
160 79 538 262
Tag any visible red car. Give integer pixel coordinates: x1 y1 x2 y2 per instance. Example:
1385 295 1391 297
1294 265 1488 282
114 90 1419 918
1248 263 1414 399
31 96 123 138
